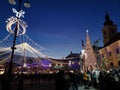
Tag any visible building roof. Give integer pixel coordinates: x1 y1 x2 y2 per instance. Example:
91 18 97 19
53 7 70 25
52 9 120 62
65 51 80 58
104 32 120 47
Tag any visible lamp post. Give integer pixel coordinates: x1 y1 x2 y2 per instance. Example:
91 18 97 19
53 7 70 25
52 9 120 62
2 1 30 90
7 0 30 74
5 0 30 85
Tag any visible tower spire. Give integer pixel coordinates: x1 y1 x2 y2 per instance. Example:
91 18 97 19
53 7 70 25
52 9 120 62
103 11 113 26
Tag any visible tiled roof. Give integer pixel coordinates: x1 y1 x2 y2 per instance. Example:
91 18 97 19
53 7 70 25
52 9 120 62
104 32 120 47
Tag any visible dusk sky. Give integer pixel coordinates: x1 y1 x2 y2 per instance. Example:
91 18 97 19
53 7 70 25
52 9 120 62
0 0 120 58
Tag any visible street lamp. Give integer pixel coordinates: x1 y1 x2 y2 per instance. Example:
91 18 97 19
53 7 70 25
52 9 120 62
2 1 31 90
7 0 30 79
9 0 31 8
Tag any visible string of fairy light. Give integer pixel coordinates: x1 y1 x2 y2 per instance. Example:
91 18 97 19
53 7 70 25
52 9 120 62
0 5 81 66
0 33 81 65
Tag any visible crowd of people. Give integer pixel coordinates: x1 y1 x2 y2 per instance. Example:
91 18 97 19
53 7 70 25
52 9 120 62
54 69 120 90
0 69 120 90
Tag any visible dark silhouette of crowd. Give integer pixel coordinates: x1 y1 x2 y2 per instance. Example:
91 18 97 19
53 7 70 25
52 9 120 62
0 69 120 90
54 69 120 90
55 70 69 90
98 69 120 90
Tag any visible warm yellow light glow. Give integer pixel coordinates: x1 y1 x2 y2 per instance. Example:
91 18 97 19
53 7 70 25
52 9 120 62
72 62 74 64
22 43 28 48
78 62 80 65
55 64 58 66
60 64 63 66
9 0 16 5
24 2 31 8
0 69 5 75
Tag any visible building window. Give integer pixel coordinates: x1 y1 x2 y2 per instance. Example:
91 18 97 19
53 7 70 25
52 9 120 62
116 48 119 54
110 62 114 67
108 51 112 56
118 61 120 66
101 54 104 58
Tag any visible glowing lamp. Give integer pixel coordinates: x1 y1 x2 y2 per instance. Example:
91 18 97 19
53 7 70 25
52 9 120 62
24 1 31 8
9 0 16 5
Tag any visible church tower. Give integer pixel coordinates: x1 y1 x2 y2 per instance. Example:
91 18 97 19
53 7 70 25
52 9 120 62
102 12 117 45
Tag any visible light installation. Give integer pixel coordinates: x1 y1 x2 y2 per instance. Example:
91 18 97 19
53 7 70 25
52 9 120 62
6 8 27 36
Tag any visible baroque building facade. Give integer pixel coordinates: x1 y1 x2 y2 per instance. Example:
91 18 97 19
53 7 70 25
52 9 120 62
99 13 120 69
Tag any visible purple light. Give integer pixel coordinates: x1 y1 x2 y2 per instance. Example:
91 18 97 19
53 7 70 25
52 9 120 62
41 59 51 68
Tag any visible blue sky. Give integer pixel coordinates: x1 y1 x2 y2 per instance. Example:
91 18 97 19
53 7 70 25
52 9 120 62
0 0 120 58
